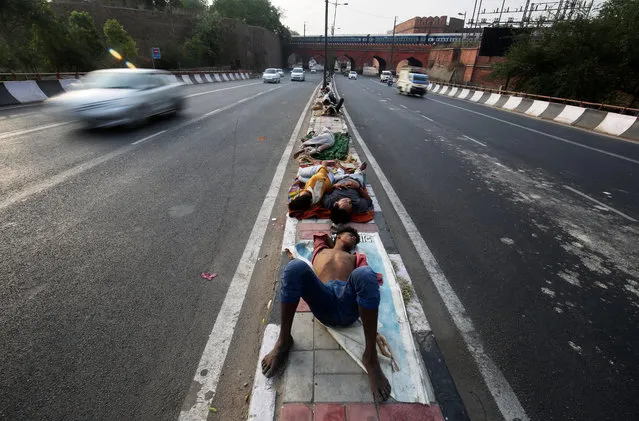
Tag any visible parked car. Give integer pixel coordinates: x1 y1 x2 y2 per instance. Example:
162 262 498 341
45 68 185 128
348 71 358 80
380 70 393 83
291 67 305 81
263 68 281 83
277 68 285 77
310 67 317 73
396 67 429 97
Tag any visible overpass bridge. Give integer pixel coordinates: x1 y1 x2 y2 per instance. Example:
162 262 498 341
287 33 464 73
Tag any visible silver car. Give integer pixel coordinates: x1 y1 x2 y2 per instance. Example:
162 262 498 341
262 68 281 83
291 67 305 81
46 69 185 128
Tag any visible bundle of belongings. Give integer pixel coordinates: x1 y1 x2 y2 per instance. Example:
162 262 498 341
288 159 374 224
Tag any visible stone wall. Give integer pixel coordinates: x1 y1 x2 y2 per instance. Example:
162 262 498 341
50 1 281 70
427 47 505 87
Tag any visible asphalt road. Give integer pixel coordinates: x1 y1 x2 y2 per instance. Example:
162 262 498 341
0 76 318 420
335 76 639 421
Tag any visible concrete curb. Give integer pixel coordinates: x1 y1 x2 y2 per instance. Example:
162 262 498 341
0 72 255 107
427 83 639 141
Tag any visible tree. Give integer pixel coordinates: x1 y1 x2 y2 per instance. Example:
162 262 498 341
103 19 138 61
492 0 639 106
182 9 222 67
212 0 287 36
66 11 104 71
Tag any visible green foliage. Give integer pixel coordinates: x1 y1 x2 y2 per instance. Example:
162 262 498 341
66 12 105 71
103 19 138 61
212 0 289 38
181 9 223 67
492 0 639 105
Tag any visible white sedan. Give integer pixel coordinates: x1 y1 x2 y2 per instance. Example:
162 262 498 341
348 71 358 80
263 68 281 83
291 67 305 81
45 68 185 128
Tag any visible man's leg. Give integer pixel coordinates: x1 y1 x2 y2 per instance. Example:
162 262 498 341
296 165 322 183
347 266 391 401
262 259 334 377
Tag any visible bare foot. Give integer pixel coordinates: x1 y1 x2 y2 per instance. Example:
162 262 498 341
363 352 391 401
261 335 294 378
359 161 368 171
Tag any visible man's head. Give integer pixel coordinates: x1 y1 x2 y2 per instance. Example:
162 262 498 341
288 193 312 211
335 225 360 251
330 202 351 224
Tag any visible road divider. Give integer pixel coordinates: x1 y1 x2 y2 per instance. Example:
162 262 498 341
427 83 639 141
0 72 256 107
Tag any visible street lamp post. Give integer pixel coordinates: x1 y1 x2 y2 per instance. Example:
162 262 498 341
389 16 397 74
458 12 467 46
323 0 329 88
330 1 348 36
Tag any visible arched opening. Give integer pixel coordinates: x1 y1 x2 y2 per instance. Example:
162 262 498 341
396 56 423 73
372 56 386 73
308 56 323 71
287 53 303 68
333 55 355 73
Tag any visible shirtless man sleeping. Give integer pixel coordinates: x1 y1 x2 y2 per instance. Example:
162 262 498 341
261 226 391 401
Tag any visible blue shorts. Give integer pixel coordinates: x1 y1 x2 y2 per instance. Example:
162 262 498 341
280 259 380 327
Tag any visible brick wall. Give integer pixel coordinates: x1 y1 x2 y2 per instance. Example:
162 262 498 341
427 47 506 87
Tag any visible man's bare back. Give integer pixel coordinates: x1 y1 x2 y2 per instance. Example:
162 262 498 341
313 248 356 283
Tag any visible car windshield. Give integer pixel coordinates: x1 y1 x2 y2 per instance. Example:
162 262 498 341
292 68 303 73
411 74 429 83
265 69 277 74
382 71 391 75
81 72 151 89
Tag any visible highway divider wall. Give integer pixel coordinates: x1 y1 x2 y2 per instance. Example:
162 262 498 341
427 83 639 141
0 72 256 107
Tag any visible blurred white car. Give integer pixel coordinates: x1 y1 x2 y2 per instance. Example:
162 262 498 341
310 67 317 73
380 70 393 82
45 68 185 128
263 68 281 83
291 67 305 81
277 68 285 77
348 71 358 80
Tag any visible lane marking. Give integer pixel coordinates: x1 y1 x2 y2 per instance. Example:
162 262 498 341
563 185 637 222
334 75 529 421
178 83 320 421
428 97 639 166
0 121 71 140
463 135 487 147
420 114 434 122
399 104 408 110
185 82 262 98
131 130 167 145
1 86 285 212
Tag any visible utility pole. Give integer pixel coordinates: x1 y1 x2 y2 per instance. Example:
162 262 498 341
304 21 306 37
498 0 506 24
470 0 479 29
323 0 329 88
475 0 484 28
389 16 397 74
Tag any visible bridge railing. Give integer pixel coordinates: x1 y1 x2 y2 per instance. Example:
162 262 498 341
431 80 639 116
0 70 256 82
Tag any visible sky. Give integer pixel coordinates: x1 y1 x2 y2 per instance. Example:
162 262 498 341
270 0 508 36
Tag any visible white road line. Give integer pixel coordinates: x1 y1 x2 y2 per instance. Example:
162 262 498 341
185 81 262 98
420 114 434 122
340 104 529 421
131 130 167 145
429 97 639 166
463 135 487 147
1 86 285 212
178 83 320 421
399 104 408 109
563 185 637 222
0 121 70 140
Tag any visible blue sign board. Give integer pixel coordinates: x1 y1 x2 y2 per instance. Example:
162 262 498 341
151 47 161 60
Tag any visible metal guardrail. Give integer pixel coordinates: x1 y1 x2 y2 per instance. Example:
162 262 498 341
432 81 639 116
0 70 255 81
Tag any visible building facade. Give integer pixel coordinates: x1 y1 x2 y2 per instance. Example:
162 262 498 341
394 16 464 34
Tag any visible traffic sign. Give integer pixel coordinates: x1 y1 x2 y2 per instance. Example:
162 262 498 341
151 47 161 60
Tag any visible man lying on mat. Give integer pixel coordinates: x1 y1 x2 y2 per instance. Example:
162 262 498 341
261 226 391 402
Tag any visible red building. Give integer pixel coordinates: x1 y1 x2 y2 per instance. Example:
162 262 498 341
394 16 464 34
